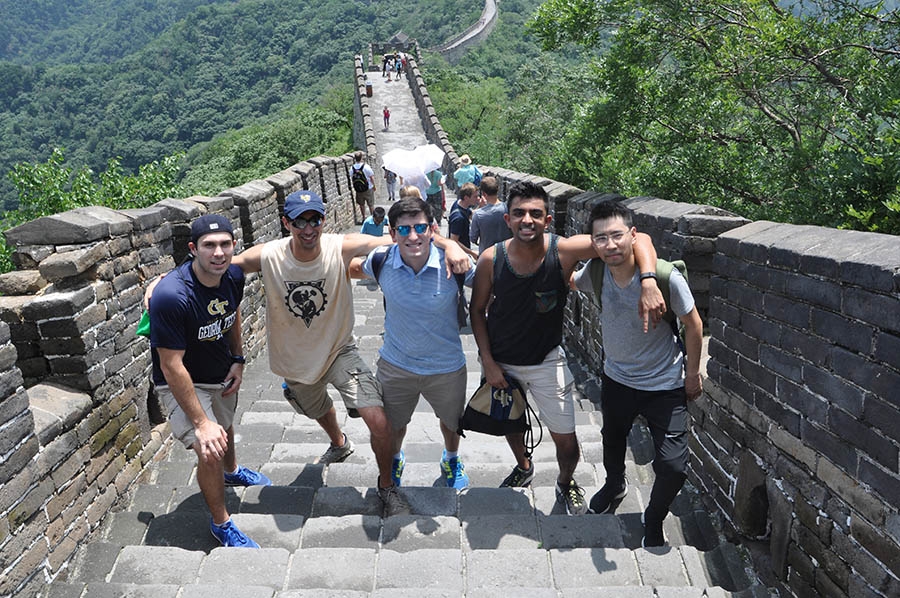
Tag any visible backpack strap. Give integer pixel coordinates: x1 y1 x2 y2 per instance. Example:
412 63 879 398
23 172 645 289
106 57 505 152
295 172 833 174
588 258 606 310
587 256 688 352
370 245 391 281
491 240 507 284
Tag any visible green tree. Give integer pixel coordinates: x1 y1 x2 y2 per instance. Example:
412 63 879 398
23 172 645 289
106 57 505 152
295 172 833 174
1 148 183 272
529 0 900 232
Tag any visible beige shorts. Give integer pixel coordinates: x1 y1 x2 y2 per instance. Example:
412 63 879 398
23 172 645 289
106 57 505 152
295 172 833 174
497 346 576 435
283 344 383 420
376 358 466 430
158 384 238 449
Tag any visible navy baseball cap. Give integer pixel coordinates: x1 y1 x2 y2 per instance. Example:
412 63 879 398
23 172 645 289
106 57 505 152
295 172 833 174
284 190 326 219
190 214 234 244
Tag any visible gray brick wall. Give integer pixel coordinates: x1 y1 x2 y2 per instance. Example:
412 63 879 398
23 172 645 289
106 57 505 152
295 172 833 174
696 224 900 597
0 154 359 595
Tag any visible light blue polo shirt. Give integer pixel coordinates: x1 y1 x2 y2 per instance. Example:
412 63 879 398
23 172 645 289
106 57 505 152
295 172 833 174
362 244 475 375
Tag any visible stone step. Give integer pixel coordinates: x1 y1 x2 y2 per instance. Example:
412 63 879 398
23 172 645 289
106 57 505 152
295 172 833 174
50 544 765 597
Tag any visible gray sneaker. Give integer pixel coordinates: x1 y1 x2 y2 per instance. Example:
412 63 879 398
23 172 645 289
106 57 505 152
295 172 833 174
556 479 589 515
319 434 354 465
377 483 411 518
499 463 534 488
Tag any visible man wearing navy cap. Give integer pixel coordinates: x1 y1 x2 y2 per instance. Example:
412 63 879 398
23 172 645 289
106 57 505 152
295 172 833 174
150 214 271 548
235 190 469 517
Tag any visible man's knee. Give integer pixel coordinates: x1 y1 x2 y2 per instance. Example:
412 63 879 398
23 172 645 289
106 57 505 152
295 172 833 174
654 447 689 479
357 405 390 433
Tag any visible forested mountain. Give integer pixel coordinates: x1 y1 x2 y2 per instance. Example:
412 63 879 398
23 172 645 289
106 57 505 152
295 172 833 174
0 0 482 210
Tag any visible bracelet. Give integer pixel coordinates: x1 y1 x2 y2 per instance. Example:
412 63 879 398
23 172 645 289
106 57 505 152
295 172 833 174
639 272 658 281
231 355 246 364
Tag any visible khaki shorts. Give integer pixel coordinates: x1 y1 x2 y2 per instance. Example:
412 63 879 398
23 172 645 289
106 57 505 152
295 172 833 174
284 344 383 420
356 188 375 209
158 384 238 449
377 358 466 430
497 346 576 434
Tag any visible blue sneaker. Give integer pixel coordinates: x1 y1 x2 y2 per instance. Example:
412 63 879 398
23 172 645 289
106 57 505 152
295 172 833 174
391 451 405 487
440 450 469 490
224 465 272 487
210 518 259 548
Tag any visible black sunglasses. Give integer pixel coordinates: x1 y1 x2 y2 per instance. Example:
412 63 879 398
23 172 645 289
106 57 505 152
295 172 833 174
291 215 323 229
394 223 429 236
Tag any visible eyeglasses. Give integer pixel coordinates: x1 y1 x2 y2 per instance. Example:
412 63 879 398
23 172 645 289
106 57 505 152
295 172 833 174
592 231 629 245
394 223 430 236
291 215 323 229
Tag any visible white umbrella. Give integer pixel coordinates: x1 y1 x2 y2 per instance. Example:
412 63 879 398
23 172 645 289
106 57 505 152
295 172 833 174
382 144 446 181
412 143 445 173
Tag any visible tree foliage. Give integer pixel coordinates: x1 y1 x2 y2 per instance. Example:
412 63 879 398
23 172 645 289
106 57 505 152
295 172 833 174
181 100 354 195
0 0 483 210
528 0 900 232
1 148 184 271
421 0 592 177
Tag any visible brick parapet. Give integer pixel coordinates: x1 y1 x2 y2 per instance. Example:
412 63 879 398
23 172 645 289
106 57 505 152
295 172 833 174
0 156 358 596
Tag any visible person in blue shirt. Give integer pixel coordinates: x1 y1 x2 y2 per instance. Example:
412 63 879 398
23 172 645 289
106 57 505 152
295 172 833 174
356 197 476 489
360 206 386 236
150 214 271 549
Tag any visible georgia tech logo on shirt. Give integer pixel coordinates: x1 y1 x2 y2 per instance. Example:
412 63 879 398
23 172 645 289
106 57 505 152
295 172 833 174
197 311 236 341
284 280 328 327
207 298 229 316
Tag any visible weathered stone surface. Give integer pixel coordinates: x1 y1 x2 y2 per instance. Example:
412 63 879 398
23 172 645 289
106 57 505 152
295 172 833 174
0 270 47 295
5 207 132 246
38 243 111 281
27 383 92 444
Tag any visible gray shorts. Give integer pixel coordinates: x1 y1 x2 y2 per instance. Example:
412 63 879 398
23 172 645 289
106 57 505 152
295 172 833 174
377 357 466 431
284 344 383 420
158 384 237 449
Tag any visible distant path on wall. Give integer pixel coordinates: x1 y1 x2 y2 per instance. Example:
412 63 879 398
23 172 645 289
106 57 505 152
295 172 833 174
431 0 498 58
368 71 430 204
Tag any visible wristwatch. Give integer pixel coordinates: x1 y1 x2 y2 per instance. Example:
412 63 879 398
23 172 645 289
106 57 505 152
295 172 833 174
231 355 246 365
639 272 658 281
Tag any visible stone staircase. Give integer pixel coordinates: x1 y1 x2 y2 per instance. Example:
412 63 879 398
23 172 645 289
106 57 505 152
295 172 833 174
44 284 771 598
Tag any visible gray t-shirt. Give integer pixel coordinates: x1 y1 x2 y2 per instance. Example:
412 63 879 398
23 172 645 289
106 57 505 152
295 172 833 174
470 202 512 254
574 262 694 391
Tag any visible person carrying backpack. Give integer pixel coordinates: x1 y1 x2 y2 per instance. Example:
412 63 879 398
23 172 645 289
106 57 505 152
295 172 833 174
572 200 703 547
351 151 376 224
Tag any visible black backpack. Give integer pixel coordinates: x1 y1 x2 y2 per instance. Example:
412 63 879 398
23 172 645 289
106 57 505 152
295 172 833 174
351 165 369 193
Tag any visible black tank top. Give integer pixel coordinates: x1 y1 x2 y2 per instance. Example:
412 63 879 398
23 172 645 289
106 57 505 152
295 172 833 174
487 234 568 365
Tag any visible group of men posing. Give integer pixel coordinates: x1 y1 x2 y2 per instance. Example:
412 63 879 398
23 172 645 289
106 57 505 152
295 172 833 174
149 173 703 550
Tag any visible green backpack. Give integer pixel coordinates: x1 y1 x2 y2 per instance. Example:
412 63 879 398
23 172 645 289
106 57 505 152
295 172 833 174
588 257 688 349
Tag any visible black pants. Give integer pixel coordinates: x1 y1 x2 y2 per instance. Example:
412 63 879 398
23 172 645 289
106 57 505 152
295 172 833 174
600 374 689 522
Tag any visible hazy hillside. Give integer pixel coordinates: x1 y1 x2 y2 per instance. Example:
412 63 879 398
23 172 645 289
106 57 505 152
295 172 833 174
0 0 482 209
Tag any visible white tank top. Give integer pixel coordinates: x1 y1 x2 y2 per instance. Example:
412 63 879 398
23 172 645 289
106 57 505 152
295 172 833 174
260 234 354 384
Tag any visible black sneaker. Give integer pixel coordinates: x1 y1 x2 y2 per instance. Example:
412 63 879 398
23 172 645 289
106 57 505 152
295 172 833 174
589 478 628 514
641 511 667 547
499 463 534 488
378 483 411 518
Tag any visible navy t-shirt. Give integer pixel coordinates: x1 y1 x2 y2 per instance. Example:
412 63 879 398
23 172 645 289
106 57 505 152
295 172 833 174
149 261 245 385
448 201 472 247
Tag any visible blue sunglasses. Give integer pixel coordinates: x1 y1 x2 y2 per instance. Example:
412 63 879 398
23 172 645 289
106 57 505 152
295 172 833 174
394 223 430 236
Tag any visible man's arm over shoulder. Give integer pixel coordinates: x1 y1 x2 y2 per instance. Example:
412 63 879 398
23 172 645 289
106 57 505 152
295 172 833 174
232 243 264 274
342 233 392 267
